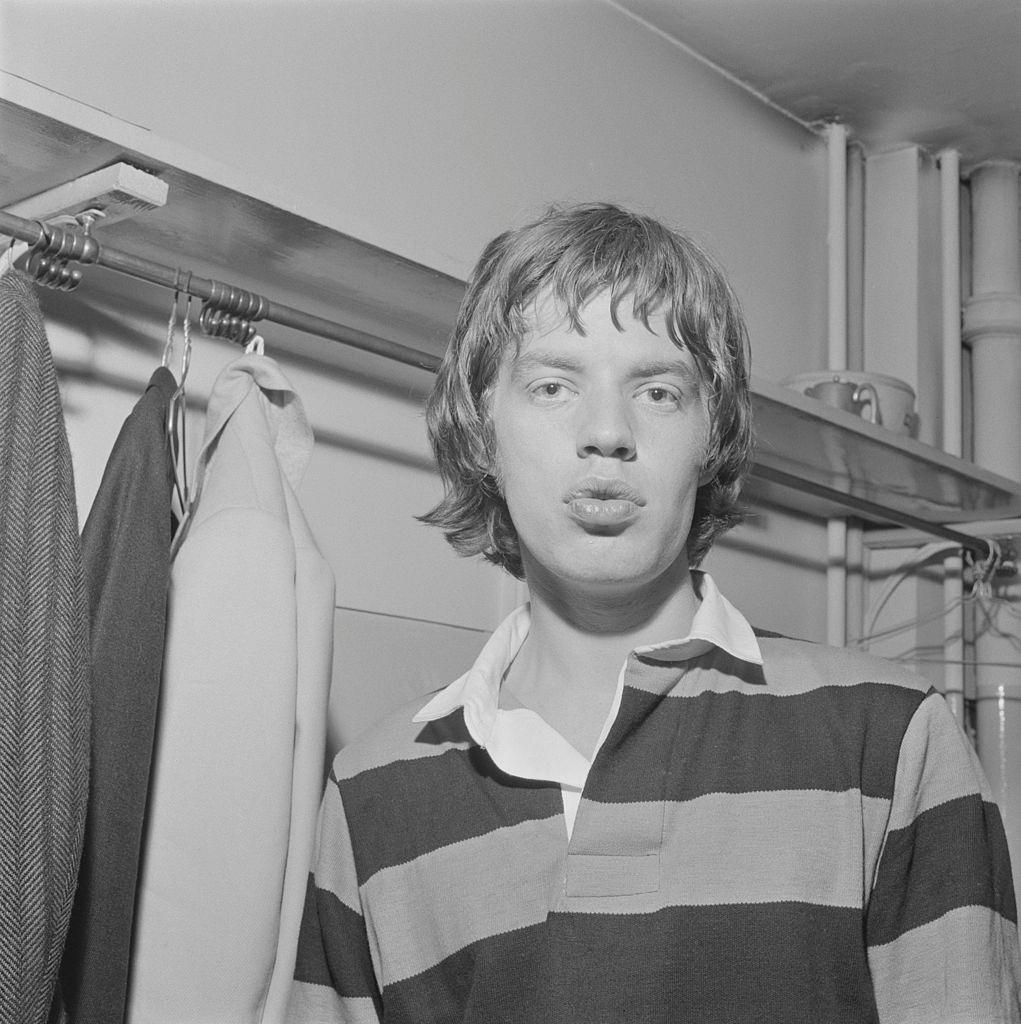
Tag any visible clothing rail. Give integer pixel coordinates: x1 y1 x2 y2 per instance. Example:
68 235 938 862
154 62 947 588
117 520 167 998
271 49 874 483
0 207 997 567
0 209 442 373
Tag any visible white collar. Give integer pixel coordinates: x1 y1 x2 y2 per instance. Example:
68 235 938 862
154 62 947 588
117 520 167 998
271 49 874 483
411 572 763 788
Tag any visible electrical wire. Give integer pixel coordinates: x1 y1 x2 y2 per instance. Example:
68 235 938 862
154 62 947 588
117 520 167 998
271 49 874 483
853 593 971 648
974 594 1021 655
894 657 1021 670
862 588 1021 667
859 541 962 642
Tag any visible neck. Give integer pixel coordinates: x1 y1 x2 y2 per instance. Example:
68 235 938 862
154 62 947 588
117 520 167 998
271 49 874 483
502 565 701 758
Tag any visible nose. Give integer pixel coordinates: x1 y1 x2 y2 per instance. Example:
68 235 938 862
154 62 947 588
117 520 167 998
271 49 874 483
576 393 636 460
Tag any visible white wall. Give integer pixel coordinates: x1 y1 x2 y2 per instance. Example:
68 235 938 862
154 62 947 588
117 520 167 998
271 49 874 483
2 0 833 743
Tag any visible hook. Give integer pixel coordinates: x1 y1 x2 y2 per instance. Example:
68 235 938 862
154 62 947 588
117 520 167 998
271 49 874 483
25 249 83 291
178 292 194 387
166 289 195 522
1 234 31 278
161 271 182 370
24 218 100 292
198 304 259 347
197 279 267 347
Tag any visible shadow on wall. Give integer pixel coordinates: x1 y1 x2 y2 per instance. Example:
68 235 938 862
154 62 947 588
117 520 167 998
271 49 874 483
40 285 438 472
37 270 441 405
326 605 490 763
706 503 830 643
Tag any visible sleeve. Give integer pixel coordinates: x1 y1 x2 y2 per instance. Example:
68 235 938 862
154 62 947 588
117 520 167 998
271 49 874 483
866 690 1021 1023
286 773 383 1024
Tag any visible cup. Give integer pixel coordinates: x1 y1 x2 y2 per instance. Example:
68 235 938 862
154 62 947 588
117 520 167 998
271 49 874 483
804 377 879 423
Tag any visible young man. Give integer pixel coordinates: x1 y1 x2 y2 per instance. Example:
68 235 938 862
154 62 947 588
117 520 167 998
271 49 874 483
290 203 1020 1022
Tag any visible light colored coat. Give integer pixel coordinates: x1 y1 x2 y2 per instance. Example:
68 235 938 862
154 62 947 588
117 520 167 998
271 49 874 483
129 354 335 1024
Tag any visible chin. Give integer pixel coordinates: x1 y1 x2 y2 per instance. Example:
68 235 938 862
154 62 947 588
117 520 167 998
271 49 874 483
553 556 672 592
521 535 687 593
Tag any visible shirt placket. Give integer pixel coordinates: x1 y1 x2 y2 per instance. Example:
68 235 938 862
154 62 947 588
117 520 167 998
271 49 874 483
557 656 687 907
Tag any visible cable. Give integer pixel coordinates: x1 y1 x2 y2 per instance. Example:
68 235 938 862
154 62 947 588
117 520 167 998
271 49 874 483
974 594 1021 655
859 541 962 643
854 593 971 648
894 657 1021 670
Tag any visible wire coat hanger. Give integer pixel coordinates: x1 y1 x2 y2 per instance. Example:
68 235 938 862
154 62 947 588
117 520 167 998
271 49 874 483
165 273 194 522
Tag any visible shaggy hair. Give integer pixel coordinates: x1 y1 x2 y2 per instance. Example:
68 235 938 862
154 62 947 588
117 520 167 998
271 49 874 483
419 202 753 580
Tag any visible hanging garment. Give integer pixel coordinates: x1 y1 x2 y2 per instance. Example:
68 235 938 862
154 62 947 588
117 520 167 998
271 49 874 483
0 271 90 1024
127 353 335 1024
59 366 178 1024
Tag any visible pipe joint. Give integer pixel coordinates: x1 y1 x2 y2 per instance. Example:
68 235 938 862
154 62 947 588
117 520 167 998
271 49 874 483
963 293 1021 347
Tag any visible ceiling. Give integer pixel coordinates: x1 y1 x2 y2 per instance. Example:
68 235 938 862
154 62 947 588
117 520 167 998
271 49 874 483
614 0 1021 167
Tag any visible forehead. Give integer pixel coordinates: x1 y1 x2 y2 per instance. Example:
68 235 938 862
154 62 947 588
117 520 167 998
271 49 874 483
526 287 667 333
503 288 695 372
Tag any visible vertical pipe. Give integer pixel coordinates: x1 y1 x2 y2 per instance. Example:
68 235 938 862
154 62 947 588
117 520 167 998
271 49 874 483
845 144 867 645
826 123 849 648
846 145 866 374
940 149 964 720
940 149 963 457
827 520 848 648
827 123 849 372
965 161 1021 875
967 164 1021 479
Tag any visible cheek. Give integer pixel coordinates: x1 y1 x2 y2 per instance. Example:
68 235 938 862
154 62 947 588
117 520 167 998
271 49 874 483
492 439 535 501
490 403 551 489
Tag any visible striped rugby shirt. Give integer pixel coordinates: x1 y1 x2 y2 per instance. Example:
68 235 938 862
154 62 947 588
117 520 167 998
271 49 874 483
290 572 1020 1023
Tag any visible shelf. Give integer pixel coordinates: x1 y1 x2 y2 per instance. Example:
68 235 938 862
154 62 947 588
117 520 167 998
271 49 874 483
0 75 463 373
746 378 1021 526
4 77 1021 536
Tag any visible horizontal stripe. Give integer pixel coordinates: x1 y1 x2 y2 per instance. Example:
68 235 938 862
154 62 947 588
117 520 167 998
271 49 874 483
868 794 1016 946
361 817 566 987
332 702 473 781
563 789 888 912
565 853 659 898
887 691 991 830
359 789 889 986
293 877 381 1002
590 681 926 803
757 637 931 695
627 648 762 693
569 795 664 857
382 903 876 1024
380 922 551 1024
287 982 381 1024
626 637 929 697
339 745 562 884
869 903 1021 1022
312 779 362 911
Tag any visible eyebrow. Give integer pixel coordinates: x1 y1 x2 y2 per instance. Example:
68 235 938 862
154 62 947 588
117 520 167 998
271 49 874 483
628 359 701 384
511 350 701 385
510 352 583 377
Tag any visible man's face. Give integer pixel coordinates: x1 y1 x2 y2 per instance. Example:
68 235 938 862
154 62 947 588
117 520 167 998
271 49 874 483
488 289 711 600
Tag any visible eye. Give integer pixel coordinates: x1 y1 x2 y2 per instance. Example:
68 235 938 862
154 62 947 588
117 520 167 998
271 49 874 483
529 379 574 403
638 384 682 407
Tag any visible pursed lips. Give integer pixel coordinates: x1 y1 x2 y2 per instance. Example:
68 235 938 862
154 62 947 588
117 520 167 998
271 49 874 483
563 476 645 505
563 477 645 526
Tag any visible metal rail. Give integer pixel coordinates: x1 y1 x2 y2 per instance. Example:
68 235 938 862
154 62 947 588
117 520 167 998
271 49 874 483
0 209 442 373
